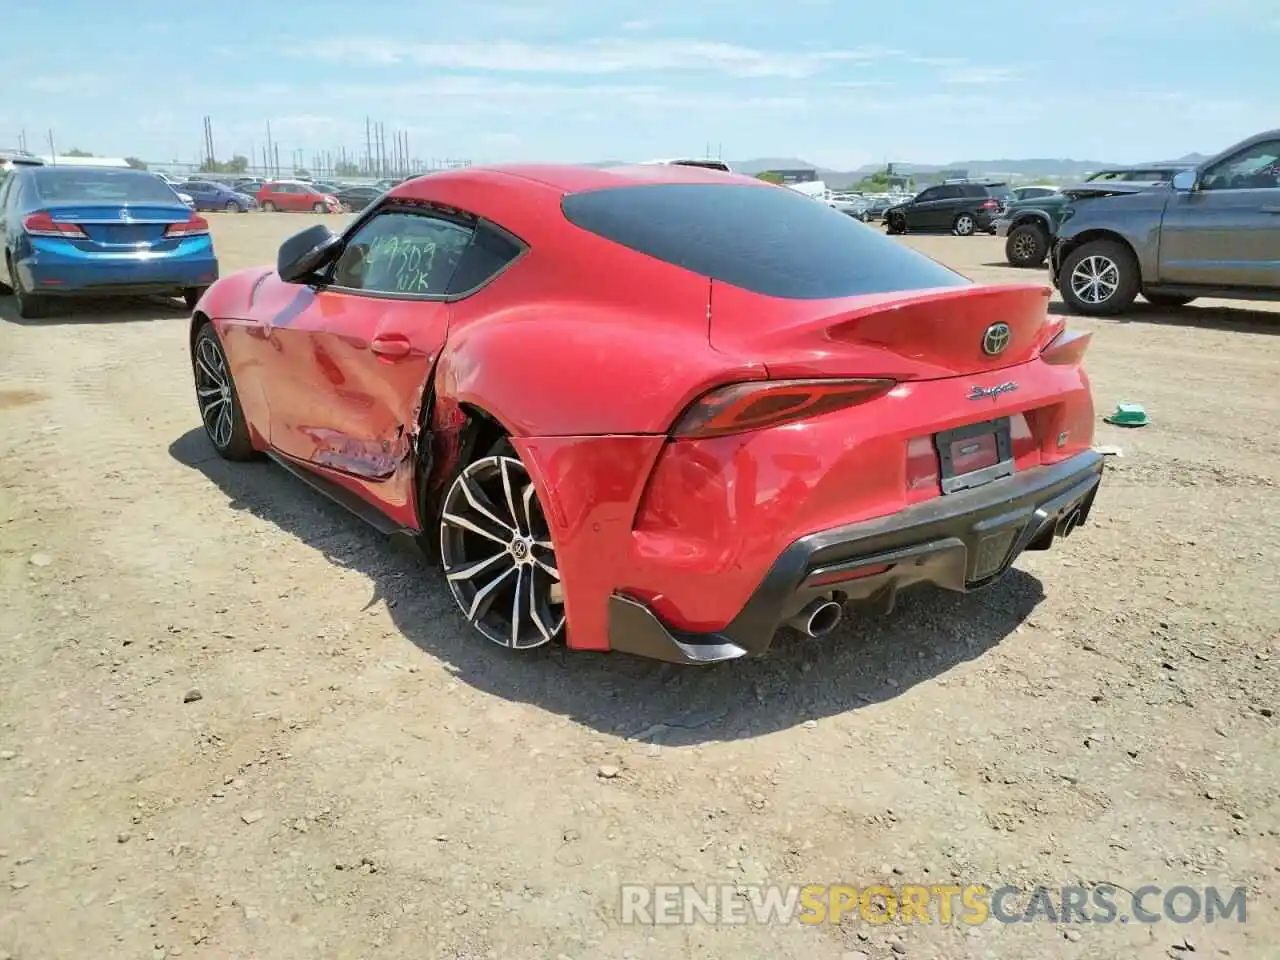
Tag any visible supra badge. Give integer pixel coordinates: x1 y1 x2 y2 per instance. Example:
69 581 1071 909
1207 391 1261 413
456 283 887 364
982 323 1012 356
968 382 1018 401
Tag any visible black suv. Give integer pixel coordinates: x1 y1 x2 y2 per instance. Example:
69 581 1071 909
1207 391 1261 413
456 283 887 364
885 181 1015 236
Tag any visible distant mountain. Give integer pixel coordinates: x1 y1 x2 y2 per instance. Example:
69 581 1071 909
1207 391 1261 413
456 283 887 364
582 152 1211 185
726 153 1210 185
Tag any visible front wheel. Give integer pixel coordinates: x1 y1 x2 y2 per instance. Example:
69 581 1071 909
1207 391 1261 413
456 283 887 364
192 323 257 461
439 444 565 651
1059 239 1140 316
885 211 906 235
952 213 976 237
312 202 326 213
1006 223 1049 267
224 200 238 213
1142 292 1196 308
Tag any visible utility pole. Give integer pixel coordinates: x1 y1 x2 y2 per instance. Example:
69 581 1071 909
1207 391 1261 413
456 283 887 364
365 117 372 175
265 121 275 177
48 128 56 164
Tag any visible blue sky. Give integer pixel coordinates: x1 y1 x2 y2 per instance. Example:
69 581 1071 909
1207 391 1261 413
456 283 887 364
3 0 1276 169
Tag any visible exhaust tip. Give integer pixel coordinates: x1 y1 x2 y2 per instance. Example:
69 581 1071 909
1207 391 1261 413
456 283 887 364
1058 508 1081 539
804 600 844 638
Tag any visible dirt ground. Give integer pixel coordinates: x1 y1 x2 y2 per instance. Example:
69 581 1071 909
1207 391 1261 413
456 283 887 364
1 213 1277 960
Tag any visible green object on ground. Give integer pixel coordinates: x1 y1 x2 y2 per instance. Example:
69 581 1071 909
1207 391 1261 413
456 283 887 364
1104 402 1149 427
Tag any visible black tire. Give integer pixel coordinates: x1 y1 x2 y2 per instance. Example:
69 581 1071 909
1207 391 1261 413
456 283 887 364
261 200 276 212
192 323 257 461
952 212 977 237
1142 292 1196 308
1058 239 1140 316
224 200 238 213
0 254 12 296
312 202 326 213
184 286 208 311
10 257 49 319
885 211 907 235
1005 222 1049 268
437 436 565 651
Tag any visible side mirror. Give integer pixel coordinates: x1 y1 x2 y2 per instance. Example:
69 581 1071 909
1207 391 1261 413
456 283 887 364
277 224 341 283
1171 170 1198 192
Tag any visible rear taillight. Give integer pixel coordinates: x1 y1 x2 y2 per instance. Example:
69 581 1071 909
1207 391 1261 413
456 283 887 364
980 198 998 209
1041 327 1093 365
672 378 897 438
23 211 87 238
165 214 210 238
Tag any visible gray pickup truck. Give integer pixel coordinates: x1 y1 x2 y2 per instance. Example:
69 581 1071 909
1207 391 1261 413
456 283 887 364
1051 129 1280 315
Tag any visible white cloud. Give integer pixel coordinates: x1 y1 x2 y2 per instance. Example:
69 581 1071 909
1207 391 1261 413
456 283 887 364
939 66 1019 84
292 37 900 78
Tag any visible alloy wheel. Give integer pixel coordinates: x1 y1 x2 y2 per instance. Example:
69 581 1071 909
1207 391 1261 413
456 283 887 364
1069 254 1119 305
194 335 235 449
439 456 565 650
1011 232 1038 261
955 214 975 236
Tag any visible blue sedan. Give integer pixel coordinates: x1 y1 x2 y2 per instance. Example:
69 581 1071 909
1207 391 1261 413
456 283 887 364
0 166 219 319
178 179 258 213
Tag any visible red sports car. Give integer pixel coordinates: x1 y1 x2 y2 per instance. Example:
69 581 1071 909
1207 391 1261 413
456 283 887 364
188 163 1103 663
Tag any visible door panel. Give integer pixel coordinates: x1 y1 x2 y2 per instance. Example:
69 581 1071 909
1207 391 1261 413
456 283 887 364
1159 188 1280 288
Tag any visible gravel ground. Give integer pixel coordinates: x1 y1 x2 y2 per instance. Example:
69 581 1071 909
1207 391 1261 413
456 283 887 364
1 213 1277 960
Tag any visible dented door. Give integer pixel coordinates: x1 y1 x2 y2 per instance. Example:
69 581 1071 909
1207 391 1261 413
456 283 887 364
268 289 446 485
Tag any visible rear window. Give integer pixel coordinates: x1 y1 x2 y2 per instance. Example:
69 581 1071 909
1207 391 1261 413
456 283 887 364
33 168 180 204
561 183 969 300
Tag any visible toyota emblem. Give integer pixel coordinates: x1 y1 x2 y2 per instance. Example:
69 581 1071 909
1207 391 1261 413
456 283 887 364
982 323 1012 356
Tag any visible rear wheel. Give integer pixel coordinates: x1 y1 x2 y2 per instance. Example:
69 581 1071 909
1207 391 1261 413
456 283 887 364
183 286 208 311
192 323 257 461
439 441 565 651
10 258 49 319
952 213 976 237
1005 222 1049 267
1142 291 1196 308
1059 239 1140 316
262 200 276 212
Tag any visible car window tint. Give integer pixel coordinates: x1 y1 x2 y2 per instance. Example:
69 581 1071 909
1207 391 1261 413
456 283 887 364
561 183 969 300
447 223 524 295
331 211 475 296
1202 139 1280 191
32 168 179 204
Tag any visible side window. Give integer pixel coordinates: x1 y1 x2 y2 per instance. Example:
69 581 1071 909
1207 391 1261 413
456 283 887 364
915 187 939 203
935 186 963 200
330 210 475 297
1201 140 1280 191
447 223 524 295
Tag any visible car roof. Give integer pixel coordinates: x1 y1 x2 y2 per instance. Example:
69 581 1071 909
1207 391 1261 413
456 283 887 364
392 162 766 199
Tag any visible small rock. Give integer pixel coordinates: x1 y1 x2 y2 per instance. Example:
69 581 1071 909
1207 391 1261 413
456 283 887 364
597 765 620 780
240 810 264 825
10 880 30 891
0 750 16 761
182 690 203 704
802 720 817 729
1065 929 1082 942
29 553 53 567
117 832 132 844
890 942 907 956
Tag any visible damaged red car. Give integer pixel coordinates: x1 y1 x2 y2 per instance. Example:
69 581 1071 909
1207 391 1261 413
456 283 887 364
188 163 1102 663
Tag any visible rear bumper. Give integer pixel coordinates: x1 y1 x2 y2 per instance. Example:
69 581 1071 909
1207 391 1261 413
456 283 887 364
608 449 1103 664
15 252 218 295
